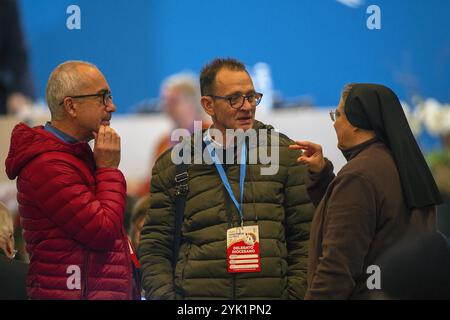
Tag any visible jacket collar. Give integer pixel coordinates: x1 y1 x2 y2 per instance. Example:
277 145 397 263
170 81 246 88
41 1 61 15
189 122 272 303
340 137 379 161
44 122 79 144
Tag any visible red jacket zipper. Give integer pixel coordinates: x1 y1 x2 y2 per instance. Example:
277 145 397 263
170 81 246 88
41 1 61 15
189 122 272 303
81 252 90 299
121 230 135 300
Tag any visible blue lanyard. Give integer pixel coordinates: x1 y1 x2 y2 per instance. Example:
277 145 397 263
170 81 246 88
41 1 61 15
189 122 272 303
205 139 247 224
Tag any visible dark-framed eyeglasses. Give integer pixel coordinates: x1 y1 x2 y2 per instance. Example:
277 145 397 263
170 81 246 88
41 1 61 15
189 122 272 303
329 109 341 122
59 91 113 106
206 92 263 109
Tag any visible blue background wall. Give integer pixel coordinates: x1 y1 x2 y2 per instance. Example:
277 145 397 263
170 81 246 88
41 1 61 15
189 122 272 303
18 0 450 115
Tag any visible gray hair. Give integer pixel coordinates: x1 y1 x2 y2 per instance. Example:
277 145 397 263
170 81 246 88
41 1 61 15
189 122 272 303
160 72 203 115
45 60 98 120
342 83 356 100
0 202 13 256
341 83 357 113
161 72 199 98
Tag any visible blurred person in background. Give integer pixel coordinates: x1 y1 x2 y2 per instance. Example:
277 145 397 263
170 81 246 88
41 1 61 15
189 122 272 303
0 201 28 300
129 194 150 251
5 60 140 299
155 72 209 156
290 83 442 299
0 0 34 115
376 230 450 299
135 73 210 196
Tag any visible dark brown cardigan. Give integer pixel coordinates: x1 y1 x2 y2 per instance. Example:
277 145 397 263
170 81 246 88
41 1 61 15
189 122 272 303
305 139 413 299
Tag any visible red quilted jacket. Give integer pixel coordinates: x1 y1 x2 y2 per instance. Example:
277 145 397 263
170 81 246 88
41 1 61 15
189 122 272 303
5 123 139 300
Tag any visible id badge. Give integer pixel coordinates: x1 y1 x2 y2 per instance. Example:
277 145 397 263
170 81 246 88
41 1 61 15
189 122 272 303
226 225 261 273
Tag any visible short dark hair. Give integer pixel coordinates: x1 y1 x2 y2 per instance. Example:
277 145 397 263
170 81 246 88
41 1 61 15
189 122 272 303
200 58 247 96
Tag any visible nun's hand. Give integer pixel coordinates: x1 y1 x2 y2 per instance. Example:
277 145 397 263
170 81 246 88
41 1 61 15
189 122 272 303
289 140 326 173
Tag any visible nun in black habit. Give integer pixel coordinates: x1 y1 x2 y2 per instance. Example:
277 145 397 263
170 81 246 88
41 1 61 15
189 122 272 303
289 83 442 300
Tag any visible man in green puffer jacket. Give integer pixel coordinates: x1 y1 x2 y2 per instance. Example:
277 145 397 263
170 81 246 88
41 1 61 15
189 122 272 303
139 58 314 300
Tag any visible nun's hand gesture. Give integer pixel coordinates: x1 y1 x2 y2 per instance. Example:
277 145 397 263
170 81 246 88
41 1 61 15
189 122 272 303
289 140 326 173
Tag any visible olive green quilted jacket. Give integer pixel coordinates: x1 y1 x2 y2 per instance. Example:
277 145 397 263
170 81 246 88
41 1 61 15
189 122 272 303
139 120 314 300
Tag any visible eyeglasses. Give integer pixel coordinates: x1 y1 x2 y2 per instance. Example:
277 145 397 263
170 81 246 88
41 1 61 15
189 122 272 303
59 91 113 106
329 109 341 122
207 92 263 109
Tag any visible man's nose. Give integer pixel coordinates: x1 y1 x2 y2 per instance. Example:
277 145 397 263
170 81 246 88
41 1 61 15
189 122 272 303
240 97 254 111
107 102 116 113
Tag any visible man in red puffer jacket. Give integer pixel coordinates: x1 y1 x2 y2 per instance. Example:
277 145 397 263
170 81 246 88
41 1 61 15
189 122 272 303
5 61 140 300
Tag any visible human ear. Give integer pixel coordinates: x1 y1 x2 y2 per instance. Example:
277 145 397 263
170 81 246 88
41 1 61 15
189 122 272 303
200 96 215 117
63 98 77 118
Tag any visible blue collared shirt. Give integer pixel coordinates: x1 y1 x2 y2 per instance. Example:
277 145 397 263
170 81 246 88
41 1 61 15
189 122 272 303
44 122 79 144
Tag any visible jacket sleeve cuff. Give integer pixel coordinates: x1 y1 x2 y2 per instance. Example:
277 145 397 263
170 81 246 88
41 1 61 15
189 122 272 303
306 158 334 189
96 167 124 174
95 167 126 185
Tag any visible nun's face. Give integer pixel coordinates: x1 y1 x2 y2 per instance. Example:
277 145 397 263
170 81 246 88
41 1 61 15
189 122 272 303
334 96 356 149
